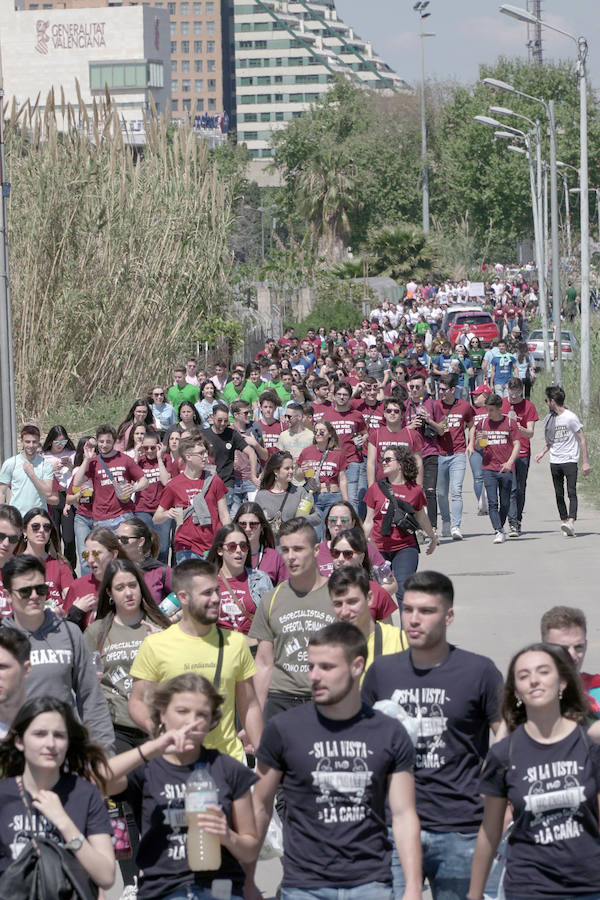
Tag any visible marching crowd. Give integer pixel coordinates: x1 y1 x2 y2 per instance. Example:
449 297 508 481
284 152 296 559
0 272 595 900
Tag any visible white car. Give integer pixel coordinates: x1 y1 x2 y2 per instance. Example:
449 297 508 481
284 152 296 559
527 329 579 369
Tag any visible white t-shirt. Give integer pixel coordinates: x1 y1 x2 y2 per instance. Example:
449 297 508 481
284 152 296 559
549 410 583 464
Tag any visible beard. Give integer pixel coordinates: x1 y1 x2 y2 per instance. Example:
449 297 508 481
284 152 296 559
312 671 355 707
188 601 219 626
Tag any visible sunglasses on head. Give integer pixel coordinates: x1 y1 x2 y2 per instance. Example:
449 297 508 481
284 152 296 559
222 540 249 553
330 548 356 560
30 522 52 533
13 583 49 600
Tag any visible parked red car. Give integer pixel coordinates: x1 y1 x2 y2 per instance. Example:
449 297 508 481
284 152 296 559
448 311 499 348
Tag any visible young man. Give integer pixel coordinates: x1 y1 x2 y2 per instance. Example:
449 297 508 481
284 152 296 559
468 393 520 544
535 385 590 537
0 425 55 516
436 373 474 541
322 382 368 514
362 570 502 900
502 376 539 537
0 504 23 618
129 558 262 762
277 402 314 484
210 361 228 395
154 433 229 562
351 376 386 430
366 396 424 486
257 391 284 456
0 628 31 737
249 519 335 718
202 403 253 511
541 605 600 716
184 356 200 386
73 424 148 531
261 363 292 406
2 554 115 752
222 367 260 407
230 400 264 513
254 622 421 899
328 566 406 674
404 372 445 531
489 338 518 398
167 366 200 414
310 378 332 422
365 344 388 385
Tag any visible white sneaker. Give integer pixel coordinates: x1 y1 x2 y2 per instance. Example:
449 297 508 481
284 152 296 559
451 526 463 541
441 521 451 538
561 522 575 537
493 530 506 544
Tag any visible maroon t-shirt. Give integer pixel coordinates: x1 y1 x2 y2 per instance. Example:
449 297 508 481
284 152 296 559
164 454 185 479
217 571 255 635
135 455 165 514
364 481 425 553
474 415 520 472
260 420 284 456
312 401 332 423
369 581 397 621
438 398 474 456
321 407 367 463
351 399 385 430
368 426 425 481
84 453 145 521
62 573 100 629
403 397 444 459
45 557 75 611
0 574 11 619
297 446 347 487
159 472 228 555
500 398 539 458
251 547 288 586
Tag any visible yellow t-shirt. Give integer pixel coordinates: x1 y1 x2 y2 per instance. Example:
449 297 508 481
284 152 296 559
363 623 408 683
130 623 256 761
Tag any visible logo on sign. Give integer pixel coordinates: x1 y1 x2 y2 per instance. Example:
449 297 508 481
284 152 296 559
35 20 50 54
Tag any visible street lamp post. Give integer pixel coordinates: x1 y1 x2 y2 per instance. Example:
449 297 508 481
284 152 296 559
499 3 590 413
0 49 16 462
413 1 434 233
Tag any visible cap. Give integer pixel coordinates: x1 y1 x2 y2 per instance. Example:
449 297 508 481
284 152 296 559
370 323 380 330
362 320 370 327
472 384 491 396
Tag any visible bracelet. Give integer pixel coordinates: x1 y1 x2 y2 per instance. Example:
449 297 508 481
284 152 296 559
138 745 149 764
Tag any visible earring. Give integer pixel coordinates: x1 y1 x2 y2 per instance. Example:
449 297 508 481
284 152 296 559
108 595 114 607
559 688 564 700
515 696 523 708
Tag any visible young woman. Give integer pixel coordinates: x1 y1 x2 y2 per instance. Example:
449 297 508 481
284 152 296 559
195 380 219 427
233 502 288 586
515 341 536 399
297 420 348 518
178 401 203 431
254 451 321 537
0 697 115 890
206 525 273 637
330 528 397 623
469 387 490 515
66 436 96 574
468 643 600 900
125 422 149 460
42 425 76 570
116 399 155 450
62 527 127 629
117 516 172 605
16 508 74 611
468 337 486 390
84 559 170 752
162 428 184 479
104 673 259 900
364 446 437 602
133 432 172 564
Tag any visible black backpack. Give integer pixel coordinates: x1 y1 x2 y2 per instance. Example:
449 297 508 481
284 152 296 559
377 479 421 539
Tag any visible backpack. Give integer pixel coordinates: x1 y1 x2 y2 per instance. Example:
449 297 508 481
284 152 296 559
377 479 421 539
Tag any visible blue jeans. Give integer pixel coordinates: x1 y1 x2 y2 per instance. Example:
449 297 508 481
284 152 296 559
346 461 367 518
229 479 257 517
135 511 172 564
469 449 484 501
282 883 392 900
383 546 419 604
482 469 513 532
437 453 467 528
508 456 530 528
390 826 476 900
74 513 94 575
93 512 133 533
162 887 243 900
175 549 206 563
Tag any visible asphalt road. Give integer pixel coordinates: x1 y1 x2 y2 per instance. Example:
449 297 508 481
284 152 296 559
255 429 600 897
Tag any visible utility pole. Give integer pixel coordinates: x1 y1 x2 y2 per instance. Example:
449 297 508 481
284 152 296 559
0 47 16 462
413 1 434 233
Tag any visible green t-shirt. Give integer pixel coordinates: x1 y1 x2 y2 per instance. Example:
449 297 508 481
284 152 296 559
469 348 485 370
222 380 260 406
415 321 430 335
260 380 291 405
565 287 578 310
248 582 335 696
167 383 200 414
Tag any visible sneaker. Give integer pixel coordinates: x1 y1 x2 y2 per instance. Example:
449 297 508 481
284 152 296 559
508 525 520 538
561 522 575 537
493 530 506 544
441 521 451 538
451 526 463 541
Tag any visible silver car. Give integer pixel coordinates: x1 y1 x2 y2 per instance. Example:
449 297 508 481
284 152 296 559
527 329 579 369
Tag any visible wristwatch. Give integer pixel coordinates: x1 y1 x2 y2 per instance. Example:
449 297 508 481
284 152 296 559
65 832 85 851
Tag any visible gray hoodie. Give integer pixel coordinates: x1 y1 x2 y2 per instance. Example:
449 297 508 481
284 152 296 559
3 610 115 754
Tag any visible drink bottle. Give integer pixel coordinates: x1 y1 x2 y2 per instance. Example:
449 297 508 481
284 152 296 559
185 764 221 871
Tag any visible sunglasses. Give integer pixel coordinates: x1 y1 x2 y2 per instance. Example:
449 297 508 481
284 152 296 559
329 516 351 525
382 456 396 463
238 521 260 530
153 392 165 397
117 535 138 545
82 549 101 560
386 408 401 414
222 540 249 553
12 583 49 600
0 531 20 545
30 522 52 533
53 439 68 447
330 548 356 560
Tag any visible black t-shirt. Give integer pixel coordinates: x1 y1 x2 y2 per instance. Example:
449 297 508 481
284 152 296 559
480 725 600 898
202 427 247 487
362 646 502 832
120 748 257 900
0 773 111 875
255 701 414 888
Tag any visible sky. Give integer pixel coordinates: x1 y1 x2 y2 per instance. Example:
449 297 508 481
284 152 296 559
334 0 598 90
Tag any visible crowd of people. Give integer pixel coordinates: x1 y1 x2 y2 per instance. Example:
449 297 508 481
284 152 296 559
0 272 595 900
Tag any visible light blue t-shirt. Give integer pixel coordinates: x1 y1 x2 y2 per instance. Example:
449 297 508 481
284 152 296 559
151 402 177 429
0 452 54 515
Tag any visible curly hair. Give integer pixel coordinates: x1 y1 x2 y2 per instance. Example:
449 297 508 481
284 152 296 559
386 445 419 483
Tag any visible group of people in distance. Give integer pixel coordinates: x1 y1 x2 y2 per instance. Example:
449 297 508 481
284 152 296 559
0 272 595 900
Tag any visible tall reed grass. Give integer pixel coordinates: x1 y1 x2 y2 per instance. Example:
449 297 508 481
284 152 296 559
6 91 236 420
